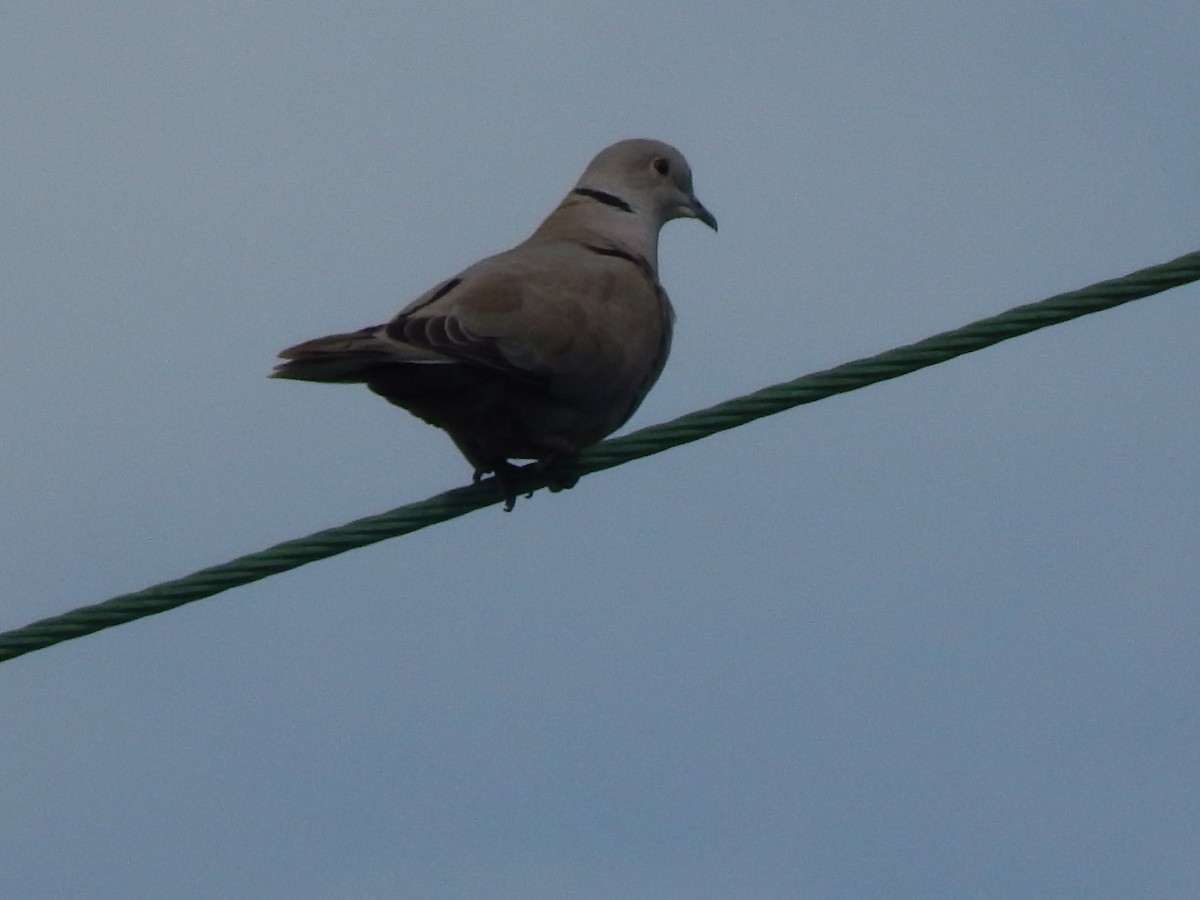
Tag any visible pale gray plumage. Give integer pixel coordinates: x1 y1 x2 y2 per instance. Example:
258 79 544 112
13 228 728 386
272 139 716 500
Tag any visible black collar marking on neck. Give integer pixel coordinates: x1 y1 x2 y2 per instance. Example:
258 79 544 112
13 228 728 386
583 243 655 281
572 188 635 214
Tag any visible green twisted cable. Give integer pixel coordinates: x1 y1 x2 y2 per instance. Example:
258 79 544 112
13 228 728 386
2 249 1198 663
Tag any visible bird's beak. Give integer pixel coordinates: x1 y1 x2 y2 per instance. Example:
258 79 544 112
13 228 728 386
685 195 718 232
691 196 715 232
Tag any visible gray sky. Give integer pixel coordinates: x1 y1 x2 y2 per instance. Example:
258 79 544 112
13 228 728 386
3 4 1198 898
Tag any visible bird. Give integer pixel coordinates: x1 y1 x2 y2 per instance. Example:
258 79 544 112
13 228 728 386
272 138 717 507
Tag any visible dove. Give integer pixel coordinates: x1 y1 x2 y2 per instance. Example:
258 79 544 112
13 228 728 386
272 138 717 505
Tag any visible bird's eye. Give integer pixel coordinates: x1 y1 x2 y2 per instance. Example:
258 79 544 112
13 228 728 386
652 157 670 176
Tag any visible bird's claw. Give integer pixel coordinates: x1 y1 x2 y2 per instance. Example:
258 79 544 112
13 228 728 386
483 456 579 510
490 461 522 512
529 456 579 494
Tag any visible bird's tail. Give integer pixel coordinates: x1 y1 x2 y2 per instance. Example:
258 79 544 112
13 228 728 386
271 326 395 383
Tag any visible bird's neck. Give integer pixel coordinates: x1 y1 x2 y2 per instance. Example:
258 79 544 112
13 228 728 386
532 191 661 272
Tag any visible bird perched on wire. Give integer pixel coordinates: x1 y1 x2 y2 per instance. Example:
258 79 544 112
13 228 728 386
272 138 717 508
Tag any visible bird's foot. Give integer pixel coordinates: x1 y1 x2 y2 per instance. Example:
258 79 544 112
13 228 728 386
526 456 580 494
490 461 530 512
481 455 579 510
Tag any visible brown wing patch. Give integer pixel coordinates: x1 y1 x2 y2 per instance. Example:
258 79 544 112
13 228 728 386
384 277 542 382
458 286 523 317
403 277 462 315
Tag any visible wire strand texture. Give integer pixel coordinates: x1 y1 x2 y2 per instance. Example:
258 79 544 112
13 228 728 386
2 249 1198 663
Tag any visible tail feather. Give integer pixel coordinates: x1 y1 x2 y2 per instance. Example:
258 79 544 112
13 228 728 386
271 327 399 383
